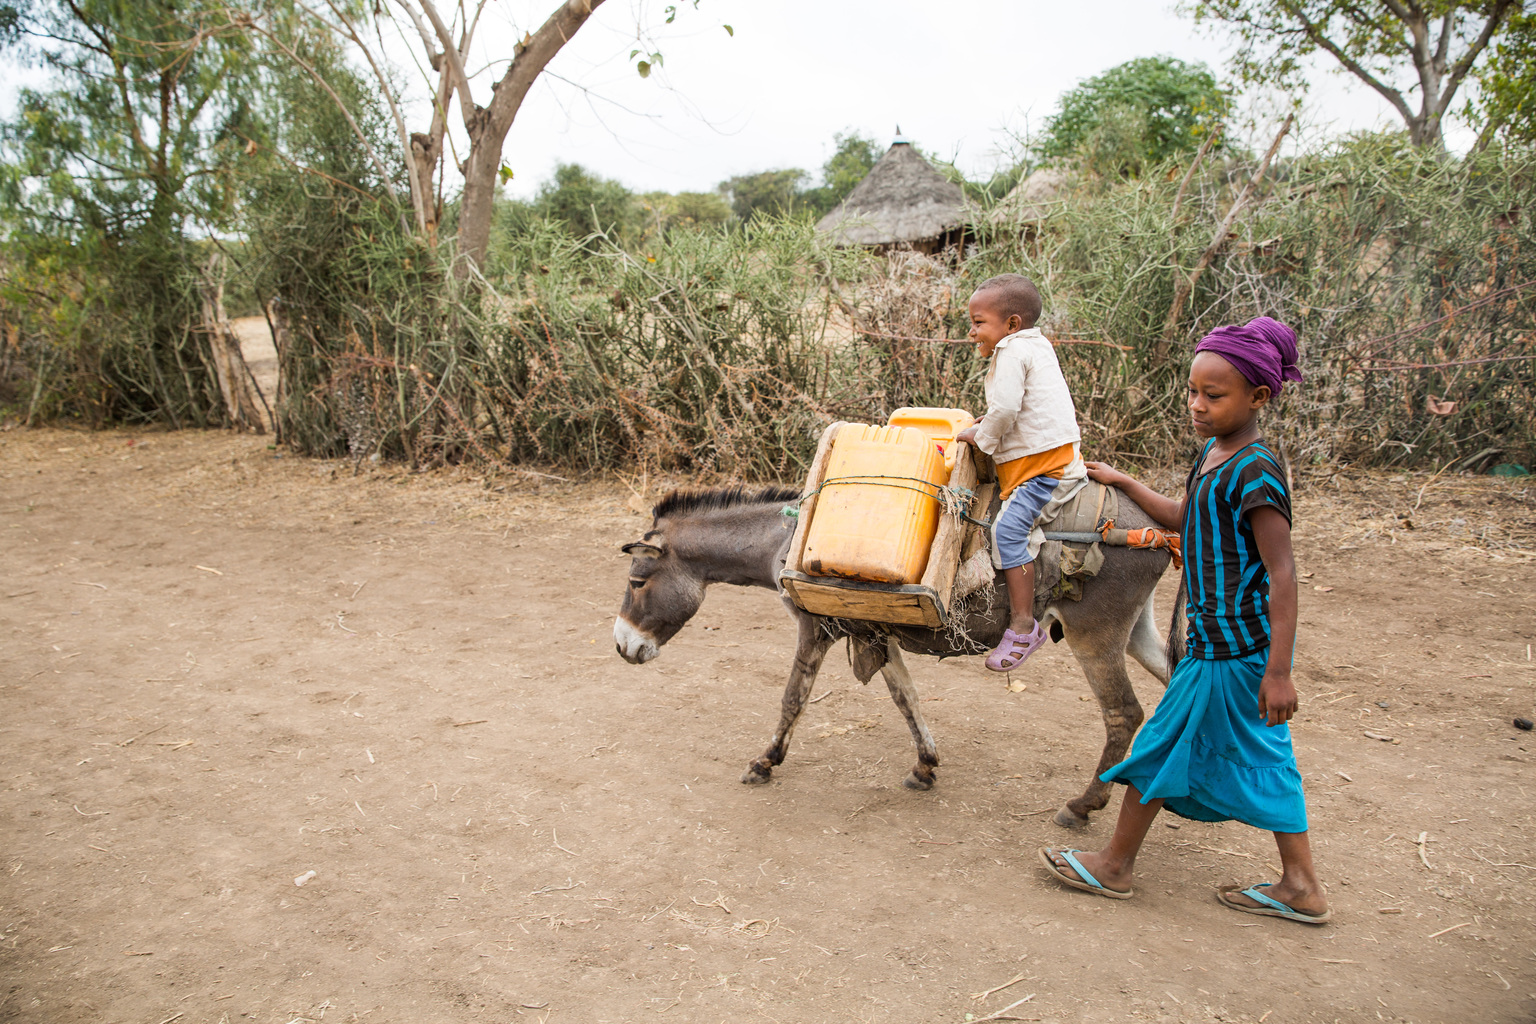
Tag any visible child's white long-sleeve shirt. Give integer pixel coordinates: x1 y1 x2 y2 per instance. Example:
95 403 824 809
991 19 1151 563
971 327 1081 462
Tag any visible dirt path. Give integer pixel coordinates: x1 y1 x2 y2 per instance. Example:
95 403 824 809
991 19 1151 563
229 316 277 433
1 427 1533 1024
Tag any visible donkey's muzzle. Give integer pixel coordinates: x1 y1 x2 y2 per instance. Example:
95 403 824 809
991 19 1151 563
613 616 660 665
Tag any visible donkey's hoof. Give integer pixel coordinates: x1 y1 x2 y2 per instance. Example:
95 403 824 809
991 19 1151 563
1054 806 1091 829
902 768 935 791
740 764 773 785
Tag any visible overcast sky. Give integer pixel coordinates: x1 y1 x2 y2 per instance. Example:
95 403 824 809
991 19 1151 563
453 0 1477 200
0 0 1480 198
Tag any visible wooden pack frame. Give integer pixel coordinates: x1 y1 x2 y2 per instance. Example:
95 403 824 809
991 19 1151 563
779 421 983 629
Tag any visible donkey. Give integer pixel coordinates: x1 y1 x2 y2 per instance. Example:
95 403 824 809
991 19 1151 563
613 485 1175 828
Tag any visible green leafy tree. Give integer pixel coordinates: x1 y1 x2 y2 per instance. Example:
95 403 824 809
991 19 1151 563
718 168 807 221
1040 56 1231 177
0 0 261 424
1183 0 1521 149
799 131 880 216
534 163 639 240
639 190 733 235
1469 10 1536 146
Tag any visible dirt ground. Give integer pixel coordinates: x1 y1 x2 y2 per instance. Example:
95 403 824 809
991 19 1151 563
2 427 1535 1024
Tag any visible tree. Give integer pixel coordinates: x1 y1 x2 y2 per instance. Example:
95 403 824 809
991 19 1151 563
250 0 610 274
1040 56 1231 177
1184 0 1521 149
0 0 261 424
534 163 639 240
799 130 880 217
718 131 881 222
1468 10 1536 146
718 168 807 221
639 190 733 235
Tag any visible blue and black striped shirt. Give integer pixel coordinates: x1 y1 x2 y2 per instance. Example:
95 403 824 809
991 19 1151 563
1182 439 1291 661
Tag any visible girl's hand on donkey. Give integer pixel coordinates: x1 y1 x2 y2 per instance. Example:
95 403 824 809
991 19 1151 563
1257 672 1299 726
1084 461 1127 486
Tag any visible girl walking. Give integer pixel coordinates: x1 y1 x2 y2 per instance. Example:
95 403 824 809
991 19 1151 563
1040 317 1329 924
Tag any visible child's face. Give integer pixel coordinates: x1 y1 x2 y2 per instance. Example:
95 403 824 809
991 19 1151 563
1188 352 1271 439
967 292 1019 357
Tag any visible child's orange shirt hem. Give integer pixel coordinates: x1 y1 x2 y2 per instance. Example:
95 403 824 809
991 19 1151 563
995 442 1075 499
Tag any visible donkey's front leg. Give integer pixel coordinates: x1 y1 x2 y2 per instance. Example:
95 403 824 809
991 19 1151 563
742 613 832 785
878 640 941 791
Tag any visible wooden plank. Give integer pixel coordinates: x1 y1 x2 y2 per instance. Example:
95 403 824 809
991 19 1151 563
783 421 844 579
919 442 979 616
961 482 996 561
781 572 942 628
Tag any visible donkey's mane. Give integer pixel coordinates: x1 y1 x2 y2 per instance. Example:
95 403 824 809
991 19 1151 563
651 485 801 521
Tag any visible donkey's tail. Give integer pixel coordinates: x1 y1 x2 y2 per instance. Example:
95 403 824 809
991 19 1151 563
1164 575 1187 680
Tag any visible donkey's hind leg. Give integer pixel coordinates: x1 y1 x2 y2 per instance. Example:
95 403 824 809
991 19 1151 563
1055 629 1146 828
878 639 941 791
1127 594 1171 686
742 612 833 785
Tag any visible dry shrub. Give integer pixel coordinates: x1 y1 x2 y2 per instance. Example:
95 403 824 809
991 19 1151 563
48 133 1527 484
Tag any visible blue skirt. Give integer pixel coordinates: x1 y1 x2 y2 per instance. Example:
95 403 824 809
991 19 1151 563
1101 650 1308 833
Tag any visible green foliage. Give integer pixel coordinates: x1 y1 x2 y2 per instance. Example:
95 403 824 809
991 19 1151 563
718 168 808 222
0 1 24 47
1182 0 1520 147
532 163 640 241
0 0 263 425
238 14 426 456
1470 11 1536 146
1040 56 1230 177
717 131 882 221
638 190 734 235
981 132 1536 469
798 131 880 216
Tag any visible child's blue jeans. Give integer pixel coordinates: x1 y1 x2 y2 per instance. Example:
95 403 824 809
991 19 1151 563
994 475 1059 570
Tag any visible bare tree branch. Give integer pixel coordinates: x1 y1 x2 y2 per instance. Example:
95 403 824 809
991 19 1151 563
483 0 602 136
308 0 430 231
1160 114 1294 353
412 0 477 131
1289 6 1414 124
1439 0 1516 107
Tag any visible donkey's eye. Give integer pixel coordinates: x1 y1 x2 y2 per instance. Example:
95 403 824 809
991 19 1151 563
629 578 646 589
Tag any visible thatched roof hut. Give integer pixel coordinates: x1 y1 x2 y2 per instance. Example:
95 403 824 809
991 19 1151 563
816 136 968 253
990 166 1072 228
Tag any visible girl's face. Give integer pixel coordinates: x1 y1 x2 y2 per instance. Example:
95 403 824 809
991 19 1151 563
1188 352 1270 439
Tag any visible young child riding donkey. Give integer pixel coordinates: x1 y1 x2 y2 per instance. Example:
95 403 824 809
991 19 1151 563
955 274 1085 674
614 275 1179 829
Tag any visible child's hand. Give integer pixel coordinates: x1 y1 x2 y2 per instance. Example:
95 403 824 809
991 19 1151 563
955 426 979 445
1257 670 1298 727
1084 461 1126 487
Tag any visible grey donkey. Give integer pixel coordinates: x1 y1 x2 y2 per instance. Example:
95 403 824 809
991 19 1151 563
613 486 1177 828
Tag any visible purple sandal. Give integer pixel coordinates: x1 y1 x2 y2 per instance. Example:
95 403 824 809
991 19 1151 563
985 620 1047 672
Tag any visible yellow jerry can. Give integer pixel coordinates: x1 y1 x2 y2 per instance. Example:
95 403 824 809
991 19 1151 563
887 406 976 471
801 420 958 585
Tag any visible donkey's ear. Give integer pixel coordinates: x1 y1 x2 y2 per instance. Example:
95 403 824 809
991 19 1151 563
621 540 664 558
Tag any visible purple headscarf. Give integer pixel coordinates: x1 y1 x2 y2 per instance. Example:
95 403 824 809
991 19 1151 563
1193 316 1304 395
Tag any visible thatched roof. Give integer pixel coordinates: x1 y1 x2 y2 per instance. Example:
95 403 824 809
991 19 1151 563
816 141 967 247
990 166 1072 226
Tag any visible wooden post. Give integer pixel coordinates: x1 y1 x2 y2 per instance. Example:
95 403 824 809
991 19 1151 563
200 254 266 434
919 441 979 615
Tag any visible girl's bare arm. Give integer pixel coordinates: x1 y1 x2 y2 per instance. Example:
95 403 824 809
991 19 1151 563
1250 505 1298 727
1083 462 1184 530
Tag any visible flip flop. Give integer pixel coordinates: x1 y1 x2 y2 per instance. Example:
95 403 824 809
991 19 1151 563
986 621 1046 672
1038 847 1133 900
1217 883 1331 924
